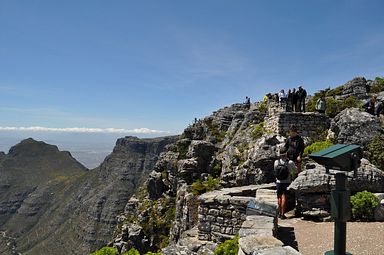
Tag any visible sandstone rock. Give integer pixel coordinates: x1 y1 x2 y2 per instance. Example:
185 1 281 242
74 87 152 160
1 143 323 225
289 159 384 216
147 171 166 199
162 244 197 255
238 235 283 255
330 108 383 147
341 77 368 99
252 246 301 255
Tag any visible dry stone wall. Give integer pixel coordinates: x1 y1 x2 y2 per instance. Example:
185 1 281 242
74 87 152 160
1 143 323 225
197 184 277 242
264 112 330 138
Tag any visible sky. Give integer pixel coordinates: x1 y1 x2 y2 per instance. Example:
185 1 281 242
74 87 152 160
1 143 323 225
0 0 384 138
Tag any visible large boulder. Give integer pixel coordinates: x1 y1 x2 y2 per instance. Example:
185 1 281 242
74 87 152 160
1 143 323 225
289 159 384 216
330 108 383 147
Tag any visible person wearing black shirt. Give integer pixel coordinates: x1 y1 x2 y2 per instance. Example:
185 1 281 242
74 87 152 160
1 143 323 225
364 96 377 115
284 125 305 173
292 88 298 112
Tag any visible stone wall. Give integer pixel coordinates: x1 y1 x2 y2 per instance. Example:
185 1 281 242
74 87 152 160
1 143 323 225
264 112 330 138
197 184 277 242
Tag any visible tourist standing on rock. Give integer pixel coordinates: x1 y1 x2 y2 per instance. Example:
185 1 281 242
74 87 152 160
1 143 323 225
292 88 298 112
286 89 293 112
363 95 377 115
284 125 305 173
244 96 251 109
278 89 287 108
274 146 297 219
297 86 307 112
315 94 326 114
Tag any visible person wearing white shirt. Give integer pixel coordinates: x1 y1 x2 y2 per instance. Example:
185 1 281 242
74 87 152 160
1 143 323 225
274 147 297 219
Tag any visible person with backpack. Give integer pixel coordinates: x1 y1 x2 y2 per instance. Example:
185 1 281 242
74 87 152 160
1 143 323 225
274 146 297 219
284 124 305 173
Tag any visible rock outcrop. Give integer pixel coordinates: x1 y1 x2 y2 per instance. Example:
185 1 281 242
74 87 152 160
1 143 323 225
329 107 383 147
289 159 384 218
340 77 369 99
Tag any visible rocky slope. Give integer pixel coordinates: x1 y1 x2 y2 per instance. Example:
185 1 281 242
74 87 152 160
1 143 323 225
0 136 178 255
108 76 384 254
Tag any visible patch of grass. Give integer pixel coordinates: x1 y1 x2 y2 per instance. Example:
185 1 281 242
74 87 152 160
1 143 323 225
304 140 333 157
190 176 221 196
351 191 379 221
214 235 239 255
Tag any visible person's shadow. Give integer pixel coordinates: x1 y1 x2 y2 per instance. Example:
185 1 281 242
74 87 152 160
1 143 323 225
277 226 299 251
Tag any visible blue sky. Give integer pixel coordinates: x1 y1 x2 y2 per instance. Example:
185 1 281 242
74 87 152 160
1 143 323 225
1 0 383 135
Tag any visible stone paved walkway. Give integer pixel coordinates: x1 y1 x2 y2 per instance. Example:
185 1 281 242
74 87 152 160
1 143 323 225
278 218 384 255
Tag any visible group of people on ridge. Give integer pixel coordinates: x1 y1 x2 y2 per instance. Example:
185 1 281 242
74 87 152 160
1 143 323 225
264 86 308 113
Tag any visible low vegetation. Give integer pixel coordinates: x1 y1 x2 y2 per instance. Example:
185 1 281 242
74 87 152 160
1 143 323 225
367 134 384 171
205 118 227 142
250 121 265 139
90 247 119 255
211 160 223 178
325 96 361 118
214 235 239 255
304 140 333 157
371 76 384 93
351 191 379 221
190 176 221 196
124 248 140 255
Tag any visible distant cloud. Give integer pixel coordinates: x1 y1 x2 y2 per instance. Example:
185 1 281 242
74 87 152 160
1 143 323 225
0 126 171 135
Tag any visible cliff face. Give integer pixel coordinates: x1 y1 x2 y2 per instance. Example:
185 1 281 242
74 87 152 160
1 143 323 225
0 136 178 255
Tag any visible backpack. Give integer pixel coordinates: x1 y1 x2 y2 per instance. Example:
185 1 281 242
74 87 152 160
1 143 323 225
275 160 289 180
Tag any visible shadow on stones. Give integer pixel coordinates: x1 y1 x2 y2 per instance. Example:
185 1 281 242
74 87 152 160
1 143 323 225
277 226 299 251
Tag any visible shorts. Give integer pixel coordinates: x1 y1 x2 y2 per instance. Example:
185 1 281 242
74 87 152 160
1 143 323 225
276 182 290 198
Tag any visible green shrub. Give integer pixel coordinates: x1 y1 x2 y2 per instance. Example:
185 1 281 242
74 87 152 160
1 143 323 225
326 96 361 118
351 191 379 221
304 140 333 157
367 134 384 171
90 247 119 255
371 77 384 93
326 85 344 97
190 176 221 196
145 252 163 255
122 248 140 255
258 101 268 113
214 235 239 255
211 160 222 177
251 122 265 139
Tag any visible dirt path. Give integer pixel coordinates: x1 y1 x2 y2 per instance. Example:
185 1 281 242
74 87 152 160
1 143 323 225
278 218 384 255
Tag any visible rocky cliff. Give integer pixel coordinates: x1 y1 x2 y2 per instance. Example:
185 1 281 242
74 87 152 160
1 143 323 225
0 136 178 255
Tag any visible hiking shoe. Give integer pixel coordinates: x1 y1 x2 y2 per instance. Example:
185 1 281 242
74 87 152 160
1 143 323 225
280 214 287 219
